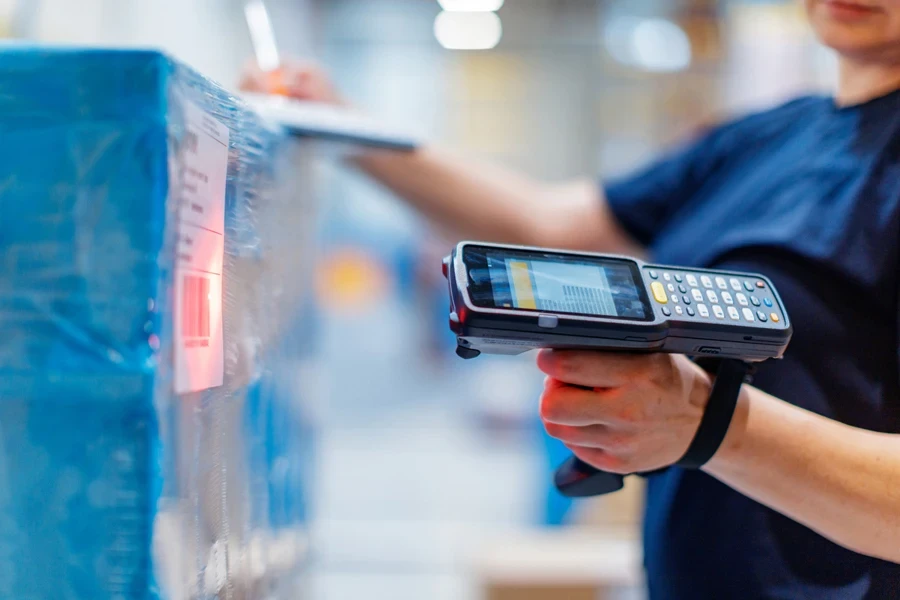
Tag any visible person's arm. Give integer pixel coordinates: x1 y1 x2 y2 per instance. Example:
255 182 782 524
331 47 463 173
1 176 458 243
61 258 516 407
706 386 900 562
536 351 900 564
239 60 644 255
705 239 900 562
352 147 643 255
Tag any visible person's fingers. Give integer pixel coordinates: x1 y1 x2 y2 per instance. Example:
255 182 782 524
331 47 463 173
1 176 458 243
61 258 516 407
544 422 615 448
237 58 327 100
537 349 657 388
279 61 342 103
543 376 572 391
539 383 620 426
285 79 317 100
238 57 273 88
564 444 629 474
283 67 311 89
238 67 266 92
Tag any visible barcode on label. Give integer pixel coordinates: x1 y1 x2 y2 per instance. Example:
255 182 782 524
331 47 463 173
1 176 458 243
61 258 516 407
184 130 199 154
181 274 210 345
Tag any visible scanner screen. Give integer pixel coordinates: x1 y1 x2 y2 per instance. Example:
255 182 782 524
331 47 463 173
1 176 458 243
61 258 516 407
463 246 650 320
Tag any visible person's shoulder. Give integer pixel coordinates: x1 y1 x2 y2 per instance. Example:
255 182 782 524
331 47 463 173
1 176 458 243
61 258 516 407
721 95 827 136
699 95 828 152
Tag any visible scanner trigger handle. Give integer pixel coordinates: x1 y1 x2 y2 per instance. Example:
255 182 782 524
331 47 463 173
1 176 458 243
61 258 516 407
554 456 625 497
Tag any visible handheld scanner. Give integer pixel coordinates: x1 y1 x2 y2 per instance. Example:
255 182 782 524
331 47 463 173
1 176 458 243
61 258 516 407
443 242 792 361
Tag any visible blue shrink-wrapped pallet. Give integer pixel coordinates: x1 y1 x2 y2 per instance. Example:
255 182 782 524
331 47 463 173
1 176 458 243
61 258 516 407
0 47 317 600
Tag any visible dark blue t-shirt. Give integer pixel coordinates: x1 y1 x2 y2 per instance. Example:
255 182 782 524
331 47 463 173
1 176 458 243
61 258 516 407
605 90 900 599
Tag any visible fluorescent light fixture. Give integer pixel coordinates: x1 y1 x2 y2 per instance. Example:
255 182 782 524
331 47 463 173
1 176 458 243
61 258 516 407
244 0 281 72
434 11 502 50
438 0 504 11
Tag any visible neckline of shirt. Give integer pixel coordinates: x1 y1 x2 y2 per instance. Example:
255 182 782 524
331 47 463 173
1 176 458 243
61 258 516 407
827 85 900 114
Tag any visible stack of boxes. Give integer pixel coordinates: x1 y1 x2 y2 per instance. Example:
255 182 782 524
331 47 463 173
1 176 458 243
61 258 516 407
0 48 316 599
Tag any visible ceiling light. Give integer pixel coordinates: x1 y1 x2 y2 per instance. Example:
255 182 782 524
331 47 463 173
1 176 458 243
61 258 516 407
438 0 504 12
434 11 502 51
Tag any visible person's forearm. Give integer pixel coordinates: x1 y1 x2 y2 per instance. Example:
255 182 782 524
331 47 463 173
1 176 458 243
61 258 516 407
351 146 644 256
705 386 900 562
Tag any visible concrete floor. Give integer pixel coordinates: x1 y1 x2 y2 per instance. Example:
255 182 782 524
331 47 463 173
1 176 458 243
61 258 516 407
303 241 644 599
308 288 544 598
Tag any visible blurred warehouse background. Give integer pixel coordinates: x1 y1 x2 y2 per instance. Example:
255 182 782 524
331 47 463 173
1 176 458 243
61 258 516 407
0 1 837 598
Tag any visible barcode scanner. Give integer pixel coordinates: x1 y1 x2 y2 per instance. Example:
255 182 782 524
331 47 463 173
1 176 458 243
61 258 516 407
443 242 791 497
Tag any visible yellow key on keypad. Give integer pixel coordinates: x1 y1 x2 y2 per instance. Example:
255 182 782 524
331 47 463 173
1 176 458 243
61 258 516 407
651 281 668 304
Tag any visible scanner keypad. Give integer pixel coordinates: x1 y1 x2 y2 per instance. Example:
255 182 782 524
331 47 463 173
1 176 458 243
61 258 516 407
646 267 784 326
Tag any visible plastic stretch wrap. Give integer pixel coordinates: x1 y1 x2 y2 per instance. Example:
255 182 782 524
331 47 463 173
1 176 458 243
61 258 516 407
0 48 316 599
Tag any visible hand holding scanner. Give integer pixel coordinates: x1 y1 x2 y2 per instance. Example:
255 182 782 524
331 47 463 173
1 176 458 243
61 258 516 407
442 242 792 497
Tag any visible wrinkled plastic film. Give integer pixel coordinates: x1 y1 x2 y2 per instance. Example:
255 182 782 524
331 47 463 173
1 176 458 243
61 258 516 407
0 48 315 600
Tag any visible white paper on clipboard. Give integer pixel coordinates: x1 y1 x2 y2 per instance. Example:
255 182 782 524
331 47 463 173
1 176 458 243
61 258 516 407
243 93 419 151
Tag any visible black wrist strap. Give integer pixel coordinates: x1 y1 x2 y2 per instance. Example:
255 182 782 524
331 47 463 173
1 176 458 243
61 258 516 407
676 359 754 470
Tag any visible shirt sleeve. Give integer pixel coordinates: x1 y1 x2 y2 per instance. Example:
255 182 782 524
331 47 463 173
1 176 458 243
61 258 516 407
603 123 736 248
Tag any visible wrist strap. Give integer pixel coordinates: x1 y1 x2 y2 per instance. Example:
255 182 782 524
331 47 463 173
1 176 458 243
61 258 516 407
676 359 754 470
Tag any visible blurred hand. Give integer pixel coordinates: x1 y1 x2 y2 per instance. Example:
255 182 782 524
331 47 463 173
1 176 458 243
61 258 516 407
537 350 712 474
239 58 346 106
